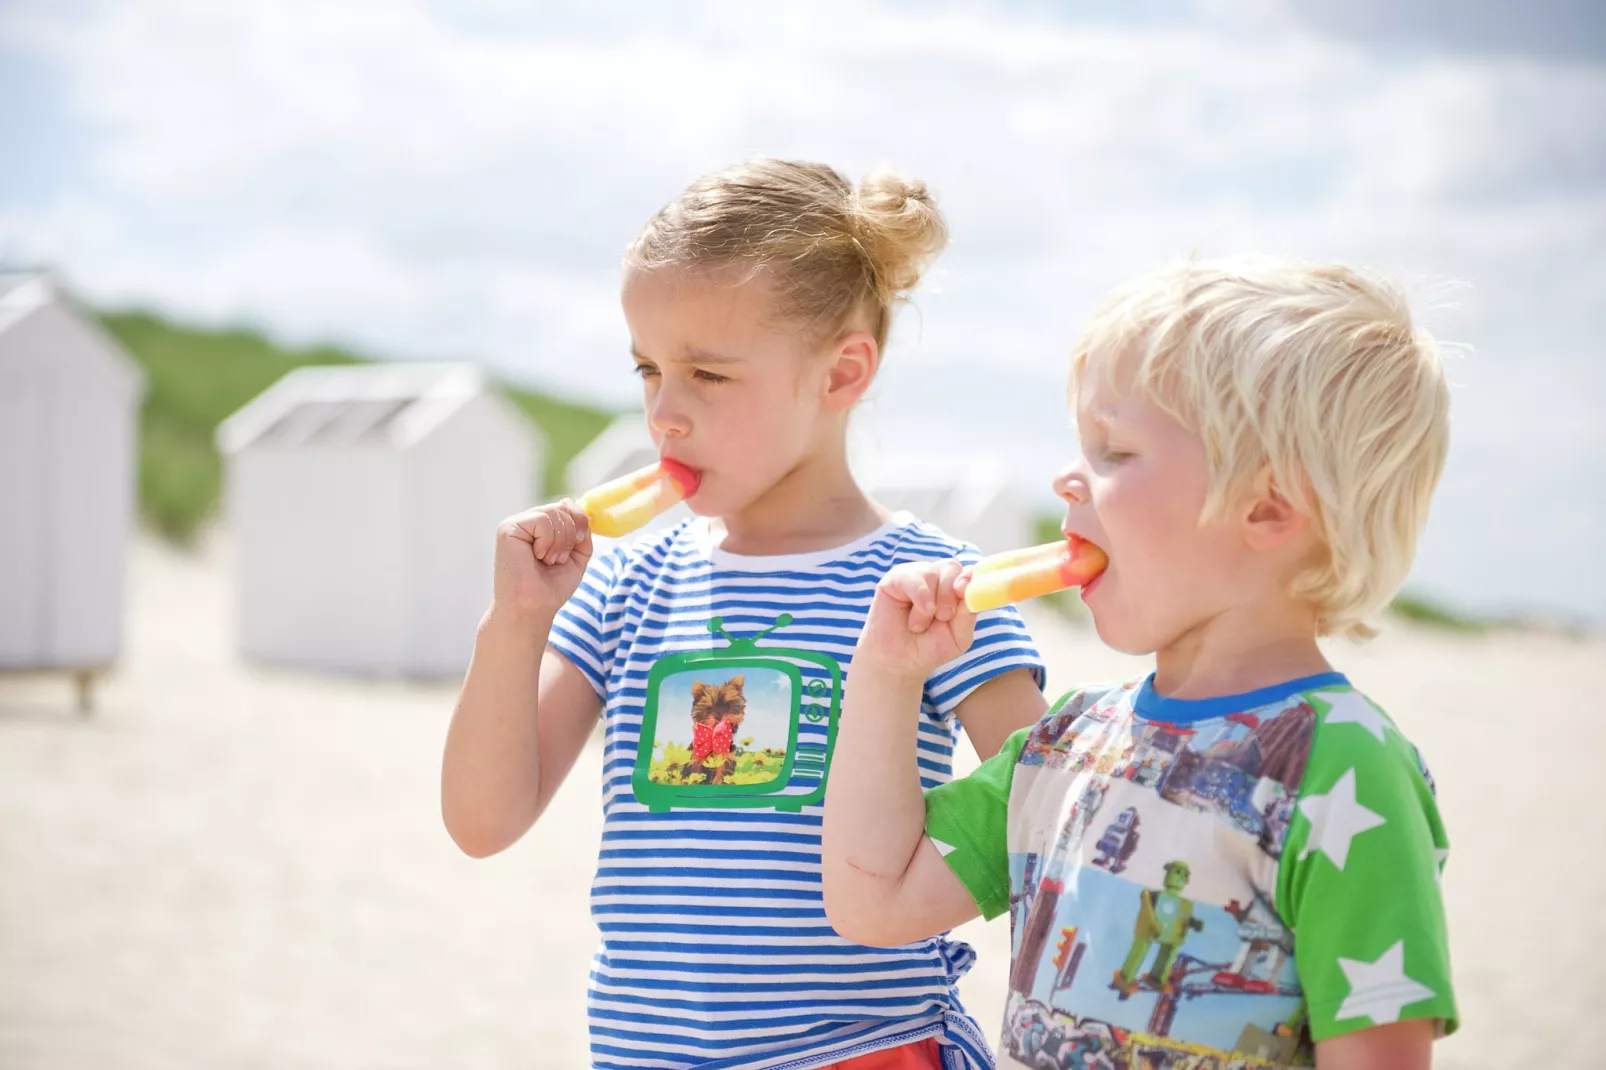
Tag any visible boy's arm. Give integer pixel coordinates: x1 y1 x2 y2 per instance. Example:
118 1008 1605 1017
823 560 991 946
1316 1020 1434 1070
822 663 983 947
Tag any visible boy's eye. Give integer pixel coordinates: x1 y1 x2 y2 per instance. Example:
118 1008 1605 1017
632 363 660 379
692 368 729 384
1099 445 1134 462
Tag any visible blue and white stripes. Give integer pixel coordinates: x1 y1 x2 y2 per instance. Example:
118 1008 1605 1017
549 515 1043 1070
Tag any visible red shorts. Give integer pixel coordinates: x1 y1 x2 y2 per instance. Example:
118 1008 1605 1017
819 1037 944 1070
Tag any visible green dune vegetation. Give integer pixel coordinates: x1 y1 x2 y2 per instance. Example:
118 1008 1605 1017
99 310 617 544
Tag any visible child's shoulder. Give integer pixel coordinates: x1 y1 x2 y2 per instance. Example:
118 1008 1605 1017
1023 679 1142 747
1300 680 1440 798
591 518 703 582
878 514 980 566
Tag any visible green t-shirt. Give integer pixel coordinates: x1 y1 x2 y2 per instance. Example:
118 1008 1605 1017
926 672 1456 1068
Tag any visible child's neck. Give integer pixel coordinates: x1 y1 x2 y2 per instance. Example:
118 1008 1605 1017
712 443 888 557
1151 594 1331 701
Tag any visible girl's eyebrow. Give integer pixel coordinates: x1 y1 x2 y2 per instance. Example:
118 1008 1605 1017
674 346 745 366
629 346 745 366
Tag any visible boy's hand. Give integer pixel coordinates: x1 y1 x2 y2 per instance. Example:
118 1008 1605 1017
491 500 594 619
853 559 977 680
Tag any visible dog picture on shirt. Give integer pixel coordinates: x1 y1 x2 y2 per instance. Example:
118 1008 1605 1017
646 667 793 788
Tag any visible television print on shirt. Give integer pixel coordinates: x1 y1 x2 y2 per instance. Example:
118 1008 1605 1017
631 614 842 812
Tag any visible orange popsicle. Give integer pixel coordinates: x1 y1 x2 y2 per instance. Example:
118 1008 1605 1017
963 537 1108 612
581 459 700 538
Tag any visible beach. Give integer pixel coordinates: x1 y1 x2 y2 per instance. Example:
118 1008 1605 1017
2 532 1601 1068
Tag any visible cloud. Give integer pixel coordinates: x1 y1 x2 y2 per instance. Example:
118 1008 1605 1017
1211 0 1606 63
2 0 1603 620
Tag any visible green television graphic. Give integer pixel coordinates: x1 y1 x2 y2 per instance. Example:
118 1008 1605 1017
632 614 841 813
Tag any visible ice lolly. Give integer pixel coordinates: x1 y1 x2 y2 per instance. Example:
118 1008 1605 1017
963 537 1108 612
580 459 701 538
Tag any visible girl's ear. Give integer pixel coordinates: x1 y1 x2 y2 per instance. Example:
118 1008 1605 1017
821 330 879 412
1242 466 1309 550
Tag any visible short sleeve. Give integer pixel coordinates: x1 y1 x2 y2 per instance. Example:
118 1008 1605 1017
1276 689 1459 1042
546 542 628 699
924 726 1028 920
924 542 1046 714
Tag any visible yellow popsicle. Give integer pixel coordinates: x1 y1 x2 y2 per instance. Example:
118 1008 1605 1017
964 538 1108 612
581 459 701 538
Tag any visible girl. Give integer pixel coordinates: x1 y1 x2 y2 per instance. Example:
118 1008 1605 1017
442 158 1048 1070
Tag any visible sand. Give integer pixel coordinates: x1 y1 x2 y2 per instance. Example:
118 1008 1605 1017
2 533 1602 1069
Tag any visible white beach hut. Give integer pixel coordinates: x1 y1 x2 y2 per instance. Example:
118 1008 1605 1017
865 461 1034 555
564 412 657 494
0 273 145 711
217 363 541 677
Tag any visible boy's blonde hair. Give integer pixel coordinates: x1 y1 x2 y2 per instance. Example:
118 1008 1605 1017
1070 256 1451 640
626 158 948 351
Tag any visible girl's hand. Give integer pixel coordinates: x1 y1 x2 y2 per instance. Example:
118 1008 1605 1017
853 559 977 681
490 500 594 619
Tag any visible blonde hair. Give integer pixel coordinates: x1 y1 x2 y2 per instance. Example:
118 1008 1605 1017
625 158 948 350
1070 255 1451 640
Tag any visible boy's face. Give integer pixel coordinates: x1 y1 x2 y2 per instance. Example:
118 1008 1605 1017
1054 355 1252 656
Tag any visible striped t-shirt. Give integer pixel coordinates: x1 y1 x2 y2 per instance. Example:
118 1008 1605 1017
548 513 1045 1070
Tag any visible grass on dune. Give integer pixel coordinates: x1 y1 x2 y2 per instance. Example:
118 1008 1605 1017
99 310 616 544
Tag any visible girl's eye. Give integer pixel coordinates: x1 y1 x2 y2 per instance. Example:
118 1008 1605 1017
692 368 729 384
1099 445 1133 463
633 363 660 379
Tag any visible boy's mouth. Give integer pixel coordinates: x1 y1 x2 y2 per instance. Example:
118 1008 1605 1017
1080 569 1105 600
1061 529 1108 599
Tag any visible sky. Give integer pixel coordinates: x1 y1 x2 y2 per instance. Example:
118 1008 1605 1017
2 0 1603 624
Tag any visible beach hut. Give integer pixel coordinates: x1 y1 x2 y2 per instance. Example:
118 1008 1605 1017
0 272 145 711
217 363 540 677
866 463 1034 555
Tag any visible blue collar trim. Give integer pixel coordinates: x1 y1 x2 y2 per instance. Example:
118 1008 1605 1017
1134 671 1349 724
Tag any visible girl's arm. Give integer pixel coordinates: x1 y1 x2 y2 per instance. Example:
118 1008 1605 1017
441 501 603 858
822 560 985 947
954 668 1047 759
1316 1020 1434 1070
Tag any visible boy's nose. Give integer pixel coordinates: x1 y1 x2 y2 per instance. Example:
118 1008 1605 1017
1052 463 1090 504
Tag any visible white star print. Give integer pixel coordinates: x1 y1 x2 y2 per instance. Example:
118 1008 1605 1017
1335 941 1437 1025
1298 768 1386 871
930 837 958 857
1319 690 1391 743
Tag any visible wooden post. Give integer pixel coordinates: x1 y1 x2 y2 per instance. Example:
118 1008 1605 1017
73 670 95 716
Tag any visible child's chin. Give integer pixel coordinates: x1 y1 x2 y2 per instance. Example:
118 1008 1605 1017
1090 617 1152 657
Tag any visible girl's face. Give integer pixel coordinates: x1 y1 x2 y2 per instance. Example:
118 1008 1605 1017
621 265 863 519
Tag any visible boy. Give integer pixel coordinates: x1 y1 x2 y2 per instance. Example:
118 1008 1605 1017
822 257 1457 1069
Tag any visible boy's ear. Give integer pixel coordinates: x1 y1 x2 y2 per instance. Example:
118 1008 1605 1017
1242 466 1309 550
821 330 879 412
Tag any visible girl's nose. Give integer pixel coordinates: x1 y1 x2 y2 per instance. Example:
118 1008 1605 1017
647 388 691 440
